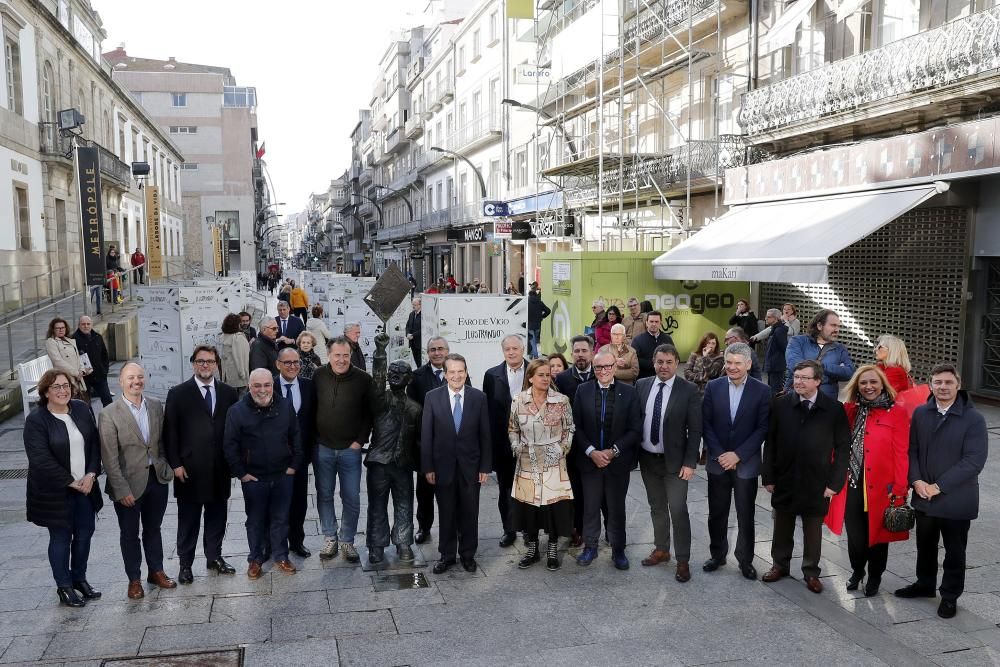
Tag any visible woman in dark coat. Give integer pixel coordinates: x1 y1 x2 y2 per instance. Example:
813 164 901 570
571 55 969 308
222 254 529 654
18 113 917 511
23 369 104 607
728 298 759 338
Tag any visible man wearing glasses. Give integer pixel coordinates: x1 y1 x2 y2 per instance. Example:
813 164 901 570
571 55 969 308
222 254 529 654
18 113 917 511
164 346 240 584
572 351 641 569
274 348 317 558
250 318 280 372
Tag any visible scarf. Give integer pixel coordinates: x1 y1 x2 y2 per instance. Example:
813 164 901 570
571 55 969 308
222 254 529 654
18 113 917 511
848 392 894 488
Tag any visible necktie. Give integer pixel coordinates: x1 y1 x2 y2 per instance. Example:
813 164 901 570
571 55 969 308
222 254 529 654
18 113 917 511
203 385 212 415
284 383 292 399
281 319 286 335
453 393 463 432
434 369 443 385
804 399 812 411
650 382 665 446
600 387 608 450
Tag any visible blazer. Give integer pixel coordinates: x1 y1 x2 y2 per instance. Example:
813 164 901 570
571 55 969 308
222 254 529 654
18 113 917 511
219 333 250 388
275 374 317 464
407 363 469 406
554 367 594 405
701 375 771 479
636 375 702 473
24 400 104 529
99 395 173 502
763 321 788 374
571 381 642 473
163 377 239 503
483 361 522 468
420 385 492 486
274 315 305 349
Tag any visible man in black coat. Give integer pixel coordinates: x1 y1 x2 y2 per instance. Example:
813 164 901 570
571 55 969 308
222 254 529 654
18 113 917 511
274 301 305 350
555 335 595 545
164 345 240 584
527 285 551 358
760 360 850 594
250 319 280 372
405 298 422 366
274 347 317 558
239 311 257 342
630 311 674 379
72 316 112 406
482 334 527 547
895 364 989 619
573 350 642 570
421 353 491 574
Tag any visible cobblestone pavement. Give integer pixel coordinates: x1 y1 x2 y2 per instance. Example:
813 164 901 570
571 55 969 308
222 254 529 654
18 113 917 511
0 404 997 666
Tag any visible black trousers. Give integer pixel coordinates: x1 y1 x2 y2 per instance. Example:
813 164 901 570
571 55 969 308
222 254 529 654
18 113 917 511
915 510 971 601
415 473 436 531
568 456 584 535
435 472 481 561
113 467 169 581
707 469 758 565
771 510 824 578
366 463 414 548
581 469 628 549
494 449 516 534
288 458 311 547
176 497 227 566
844 483 889 580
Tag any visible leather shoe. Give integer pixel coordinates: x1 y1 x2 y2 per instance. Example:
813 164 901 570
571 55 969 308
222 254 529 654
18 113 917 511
207 558 236 575
177 566 194 585
612 550 630 571
805 576 824 594
938 599 958 619
641 549 671 566
432 559 455 574
461 558 477 573
72 580 101 599
576 546 598 566
414 528 430 545
369 547 385 564
675 561 691 583
569 531 583 548
57 586 86 607
146 570 177 589
273 559 297 574
702 557 726 572
247 560 263 580
498 532 517 548
846 571 864 591
895 582 936 598
761 566 789 583
740 563 758 580
864 578 881 597
290 543 312 558
127 580 144 600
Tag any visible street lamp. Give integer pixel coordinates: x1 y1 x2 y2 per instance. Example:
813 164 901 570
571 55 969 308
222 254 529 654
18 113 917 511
502 98 580 162
353 193 384 229
373 184 414 221
430 146 487 198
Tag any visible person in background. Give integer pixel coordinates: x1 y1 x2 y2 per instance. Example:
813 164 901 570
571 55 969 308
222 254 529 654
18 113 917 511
595 305 621 350
825 365 910 597
105 244 122 273
547 353 569 376
622 297 645 343
23 370 104 607
239 312 257 342
631 311 674 379
599 323 639 385
785 309 855 398
72 316 112 407
219 314 250 396
277 281 292 305
274 301 305 351
752 303 801 343
725 327 762 381
761 309 789 395
295 331 322 380
406 298 422 366
345 322 366 371
527 284 551 359
684 332 725 397
590 299 608 338
289 281 310 323
874 334 914 394
46 317 87 397
306 305 332 366
130 247 146 285
250 319 280 373
729 298 759 339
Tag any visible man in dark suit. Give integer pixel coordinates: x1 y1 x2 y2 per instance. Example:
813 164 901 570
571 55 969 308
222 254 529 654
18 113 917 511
482 334 526 548
164 345 240 584
421 353 491 574
761 360 850 594
555 334 595 546
636 344 702 582
250 319 280 372
274 347 317 558
274 301 304 350
407 336 468 544
701 342 771 580
630 311 674 379
405 298 422 366
573 350 642 570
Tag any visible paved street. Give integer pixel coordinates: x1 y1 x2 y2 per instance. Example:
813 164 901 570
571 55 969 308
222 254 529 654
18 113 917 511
0 405 998 666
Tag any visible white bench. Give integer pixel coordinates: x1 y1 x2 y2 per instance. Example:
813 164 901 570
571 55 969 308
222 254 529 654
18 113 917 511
18 355 53 415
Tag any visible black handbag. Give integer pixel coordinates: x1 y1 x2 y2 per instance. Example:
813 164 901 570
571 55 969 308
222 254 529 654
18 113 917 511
883 494 916 532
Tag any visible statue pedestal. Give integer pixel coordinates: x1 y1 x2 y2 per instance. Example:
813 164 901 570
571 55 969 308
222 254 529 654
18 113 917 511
359 544 429 572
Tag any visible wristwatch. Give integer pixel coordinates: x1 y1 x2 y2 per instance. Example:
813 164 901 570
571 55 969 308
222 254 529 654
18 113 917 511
611 445 621 459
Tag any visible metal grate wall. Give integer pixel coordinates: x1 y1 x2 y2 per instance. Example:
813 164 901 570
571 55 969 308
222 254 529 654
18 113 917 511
760 207 969 385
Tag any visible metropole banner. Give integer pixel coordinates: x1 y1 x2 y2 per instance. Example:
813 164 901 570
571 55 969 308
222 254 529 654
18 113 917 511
144 185 163 278
76 146 106 286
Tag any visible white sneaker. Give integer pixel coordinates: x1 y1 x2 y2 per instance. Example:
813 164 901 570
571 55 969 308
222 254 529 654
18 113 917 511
319 538 339 560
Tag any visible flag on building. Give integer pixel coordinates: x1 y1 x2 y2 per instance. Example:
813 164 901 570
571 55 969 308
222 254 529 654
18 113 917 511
255 142 266 160
506 0 533 19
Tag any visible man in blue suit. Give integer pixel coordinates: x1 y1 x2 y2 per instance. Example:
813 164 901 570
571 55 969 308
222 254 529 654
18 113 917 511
422 353 492 574
573 350 642 570
274 347 317 558
274 301 305 351
701 342 770 580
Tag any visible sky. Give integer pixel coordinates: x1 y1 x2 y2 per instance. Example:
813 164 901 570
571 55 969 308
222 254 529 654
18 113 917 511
95 0 430 218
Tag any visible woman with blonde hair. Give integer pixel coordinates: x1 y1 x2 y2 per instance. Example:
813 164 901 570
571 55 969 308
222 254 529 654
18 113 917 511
874 334 913 394
306 304 332 365
598 323 639 384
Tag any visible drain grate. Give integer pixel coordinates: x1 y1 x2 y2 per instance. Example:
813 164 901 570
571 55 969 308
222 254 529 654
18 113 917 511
372 572 430 592
0 469 28 480
102 648 243 666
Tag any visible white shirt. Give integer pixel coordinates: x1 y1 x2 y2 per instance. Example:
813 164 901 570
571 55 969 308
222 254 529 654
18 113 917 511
196 377 216 415
280 376 301 413
431 364 445 385
449 386 465 415
506 363 525 395
53 413 86 480
123 395 151 464
642 376 675 453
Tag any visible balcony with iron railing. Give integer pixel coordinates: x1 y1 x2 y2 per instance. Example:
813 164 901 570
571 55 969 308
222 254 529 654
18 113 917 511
438 80 455 104
405 116 425 139
422 206 455 231
446 111 502 154
386 125 408 154
38 122 73 161
359 166 374 184
739 6 1000 139
376 219 421 242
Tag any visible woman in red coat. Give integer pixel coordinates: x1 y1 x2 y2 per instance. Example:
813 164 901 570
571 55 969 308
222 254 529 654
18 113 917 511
874 334 913 394
825 364 910 597
594 305 620 350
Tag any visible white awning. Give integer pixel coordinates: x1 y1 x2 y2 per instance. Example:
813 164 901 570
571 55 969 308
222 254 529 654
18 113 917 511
762 0 818 52
651 182 949 283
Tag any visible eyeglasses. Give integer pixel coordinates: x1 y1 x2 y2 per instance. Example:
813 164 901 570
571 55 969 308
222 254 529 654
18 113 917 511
792 374 819 382
279 360 301 366
193 359 217 366
594 364 615 371
49 383 72 392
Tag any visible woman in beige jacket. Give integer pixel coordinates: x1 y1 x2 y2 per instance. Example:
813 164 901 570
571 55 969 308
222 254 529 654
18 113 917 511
598 323 639 384
218 314 250 395
45 317 87 395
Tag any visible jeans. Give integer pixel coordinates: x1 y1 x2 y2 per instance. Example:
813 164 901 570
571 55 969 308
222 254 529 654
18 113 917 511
242 475 294 563
47 491 96 588
366 463 414 548
89 286 102 315
528 328 541 358
314 445 363 544
86 377 113 407
113 467 169 581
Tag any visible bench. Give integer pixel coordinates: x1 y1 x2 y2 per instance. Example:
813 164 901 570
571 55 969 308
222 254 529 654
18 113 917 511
18 355 53 415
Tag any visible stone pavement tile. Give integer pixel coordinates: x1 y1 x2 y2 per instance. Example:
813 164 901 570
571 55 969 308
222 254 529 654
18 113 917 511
967 627 1000 650
242 638 340 667
0 586 54 612
529 637 687 667
390 597 563 634
83 596 213 629
885 617 985 656
831 593 941 627
0 639 11 659
139 619 271 654
0 607 92 637
326 583 444 613
41 626 142 661
0 634 51 663
930 647 1000 666
210 589 330 623
268 566 371 594
271 609 394 641
962 566 1000 594
164 573 271 598
740 635 891 666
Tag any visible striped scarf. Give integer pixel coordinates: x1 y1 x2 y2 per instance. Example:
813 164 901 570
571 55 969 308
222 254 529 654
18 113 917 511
848 392 894 488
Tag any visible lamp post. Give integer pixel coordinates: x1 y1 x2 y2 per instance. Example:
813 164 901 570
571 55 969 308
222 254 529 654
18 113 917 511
373 184 414 221
502 98 580 162
430 146 487 198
